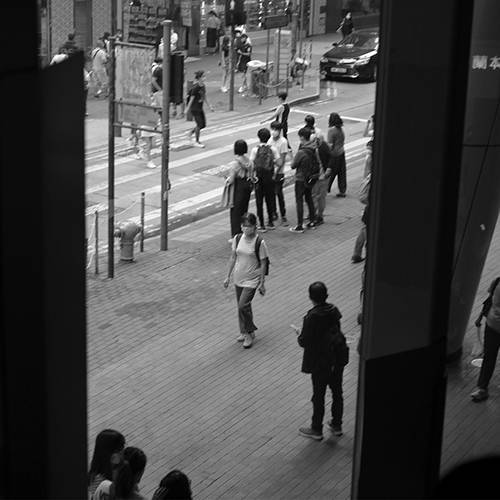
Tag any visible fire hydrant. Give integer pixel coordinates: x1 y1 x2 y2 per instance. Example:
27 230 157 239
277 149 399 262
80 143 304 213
114 221 141 262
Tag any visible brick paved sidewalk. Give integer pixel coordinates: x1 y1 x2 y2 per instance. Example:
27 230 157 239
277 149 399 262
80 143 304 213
87 176 500 499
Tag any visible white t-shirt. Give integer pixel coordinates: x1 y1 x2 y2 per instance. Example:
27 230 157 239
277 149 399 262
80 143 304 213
232 234 269 288
267 136 288 174
91 48 107 70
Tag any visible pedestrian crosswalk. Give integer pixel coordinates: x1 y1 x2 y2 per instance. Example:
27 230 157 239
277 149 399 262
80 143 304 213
84 112 370 254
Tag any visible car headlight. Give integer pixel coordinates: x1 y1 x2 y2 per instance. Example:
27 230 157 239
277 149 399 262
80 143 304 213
320 57 328 63
339 58 356 64
354 58 371 66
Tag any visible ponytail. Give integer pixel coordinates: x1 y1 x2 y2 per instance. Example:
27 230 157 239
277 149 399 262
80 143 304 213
114 460 135 499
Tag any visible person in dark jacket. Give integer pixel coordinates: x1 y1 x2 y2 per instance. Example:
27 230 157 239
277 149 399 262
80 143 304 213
338 11 354 39
294 282 345 440
289 127 317 233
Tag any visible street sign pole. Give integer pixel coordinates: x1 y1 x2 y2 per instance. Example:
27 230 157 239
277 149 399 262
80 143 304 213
229 25 235 111
160 20 171 251
299 0 305 58
107 36 116 278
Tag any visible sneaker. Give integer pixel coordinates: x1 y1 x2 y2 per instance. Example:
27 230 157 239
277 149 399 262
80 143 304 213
272 213 279 221
257 226 267 233
266 222 275 230
134 153 142 160
281 217 289 227
315 217 324 226
471 388 489 402
236 333 245 342
306 221 317 229
221 86 228 93
289 225 304 233
238 86 244 93
193 142 205 148
243 333 253 348
146 161 157 169
351 256 365 264
328 423 343 436
299 427 323 441
336 193 346 198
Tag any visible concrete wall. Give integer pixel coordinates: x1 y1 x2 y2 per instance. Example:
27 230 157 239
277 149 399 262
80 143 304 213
92 0 111 48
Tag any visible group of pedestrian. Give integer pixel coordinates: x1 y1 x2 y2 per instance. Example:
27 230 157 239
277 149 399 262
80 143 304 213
88 429 192 500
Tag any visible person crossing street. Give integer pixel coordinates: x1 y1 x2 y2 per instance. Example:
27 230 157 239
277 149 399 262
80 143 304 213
186 70 214 148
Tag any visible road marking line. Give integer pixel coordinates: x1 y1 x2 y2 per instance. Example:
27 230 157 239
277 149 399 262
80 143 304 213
85 145 367 218
341 115 368 123
291 109 319 116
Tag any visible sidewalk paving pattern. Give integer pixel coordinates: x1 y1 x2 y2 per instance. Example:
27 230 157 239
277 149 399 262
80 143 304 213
86 31 499 498
88 174 500 498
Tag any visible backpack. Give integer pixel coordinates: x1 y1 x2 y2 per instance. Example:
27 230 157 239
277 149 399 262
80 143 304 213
476 277 500 325
325 324 349 368
359 174 371 205
302 146 320 186
253 145 275 179
235 233 270 275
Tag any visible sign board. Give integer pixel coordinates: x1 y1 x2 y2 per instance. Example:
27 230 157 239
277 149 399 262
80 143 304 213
262 14 289 30
117 103 160 128
115 44 155 104
181 0 192 27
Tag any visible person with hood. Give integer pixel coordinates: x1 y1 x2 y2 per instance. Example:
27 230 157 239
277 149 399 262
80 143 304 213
226 139 255 238
289 127 317 233
293 282 347 440
338 11 354 39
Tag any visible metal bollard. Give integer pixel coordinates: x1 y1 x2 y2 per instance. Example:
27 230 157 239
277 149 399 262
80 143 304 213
140 192 145 252
95 210 99 274
114 220 142 262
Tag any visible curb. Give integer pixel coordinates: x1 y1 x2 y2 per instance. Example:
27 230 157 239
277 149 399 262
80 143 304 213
142 173 297 239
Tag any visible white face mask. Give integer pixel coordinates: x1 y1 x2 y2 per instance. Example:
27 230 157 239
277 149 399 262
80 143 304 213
271 130 280 139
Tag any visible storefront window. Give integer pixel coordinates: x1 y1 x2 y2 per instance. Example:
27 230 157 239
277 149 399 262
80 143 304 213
342 0 380 15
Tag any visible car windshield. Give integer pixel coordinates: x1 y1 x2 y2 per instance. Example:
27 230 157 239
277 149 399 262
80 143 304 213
339 33 378 50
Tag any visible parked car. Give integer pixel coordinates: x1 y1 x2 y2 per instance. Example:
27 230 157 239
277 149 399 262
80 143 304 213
320 28 379 82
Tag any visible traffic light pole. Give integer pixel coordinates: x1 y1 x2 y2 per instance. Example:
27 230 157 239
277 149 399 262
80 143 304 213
160 20 171 251
107 36 116 278
229 25 235 111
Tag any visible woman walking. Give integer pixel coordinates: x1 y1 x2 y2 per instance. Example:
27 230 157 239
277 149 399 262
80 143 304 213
220 35 230 92
224 212 269 349
338 11 354 39
226 139 254 238
327 112 347 197
206 10 221 54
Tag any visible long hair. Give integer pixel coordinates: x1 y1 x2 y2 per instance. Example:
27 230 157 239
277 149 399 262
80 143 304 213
113 447 147 499
328 112 343 128
152 470 192 500
88 429 125 484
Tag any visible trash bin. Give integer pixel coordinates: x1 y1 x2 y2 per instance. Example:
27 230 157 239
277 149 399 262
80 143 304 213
248 60 273 98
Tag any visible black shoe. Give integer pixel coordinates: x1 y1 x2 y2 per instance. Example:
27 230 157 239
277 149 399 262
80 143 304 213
336 193 346 198
327 421 343 436
266 222 276 230
351 256 365 264
471 388 489 402
289 225 304 233
272 213 279 221
299 427 323 441
315 217 324 225
306 221 316 229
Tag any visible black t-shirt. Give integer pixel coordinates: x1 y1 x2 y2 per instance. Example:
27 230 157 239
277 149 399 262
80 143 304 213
188 83 205 112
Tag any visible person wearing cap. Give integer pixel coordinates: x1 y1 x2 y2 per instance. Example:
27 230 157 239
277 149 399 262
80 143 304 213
186 70 214 148
236 33 252 93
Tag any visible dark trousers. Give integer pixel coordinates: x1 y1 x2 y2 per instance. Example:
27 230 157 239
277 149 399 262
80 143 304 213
230 179 252 236
311 365 344 432
294 180 315 227
274 173 286 217
328 153 347 194
235 286 257 334
478 324 500 390
255 177 275 227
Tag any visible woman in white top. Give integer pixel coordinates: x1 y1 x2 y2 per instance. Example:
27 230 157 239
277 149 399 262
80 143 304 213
224 212 269 349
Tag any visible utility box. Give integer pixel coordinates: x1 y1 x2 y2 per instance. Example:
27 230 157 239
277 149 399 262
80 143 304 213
273 29 292 90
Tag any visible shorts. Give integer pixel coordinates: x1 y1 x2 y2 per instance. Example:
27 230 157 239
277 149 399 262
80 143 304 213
192 110 206 129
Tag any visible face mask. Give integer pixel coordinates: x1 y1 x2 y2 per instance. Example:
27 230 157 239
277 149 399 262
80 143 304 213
271 130 279 139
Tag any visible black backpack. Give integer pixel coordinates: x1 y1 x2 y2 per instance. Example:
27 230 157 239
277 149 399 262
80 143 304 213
302 146 321 186
476 277 500 326
328 327 349 367
254 144 275 179
235 233 270 275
